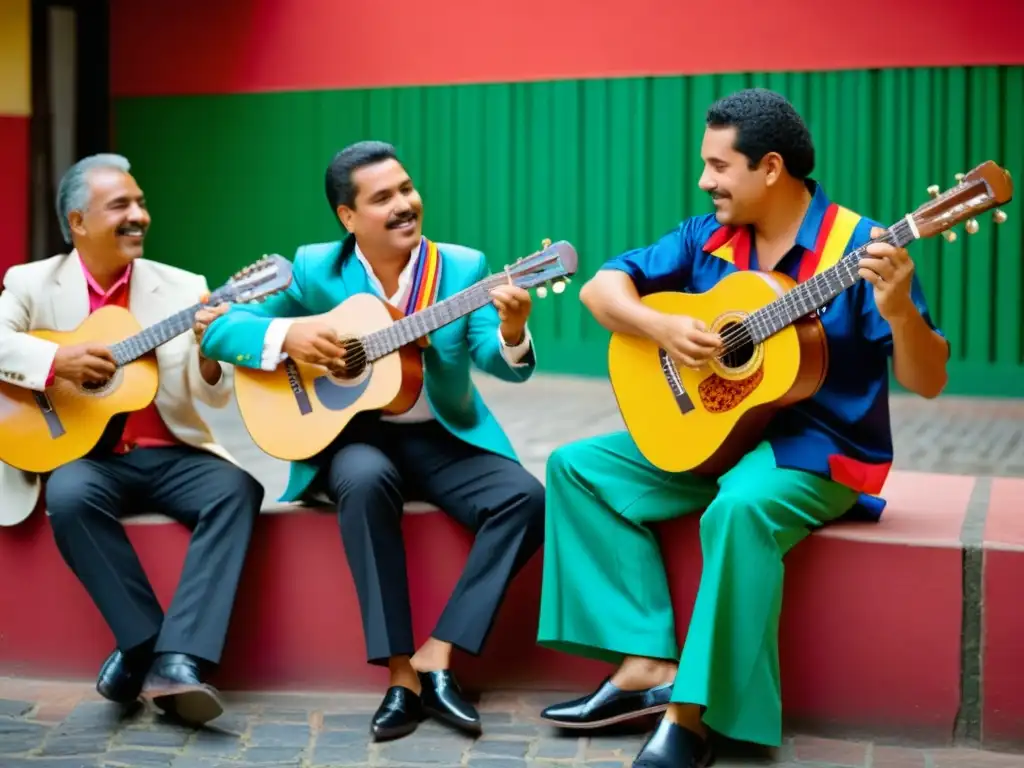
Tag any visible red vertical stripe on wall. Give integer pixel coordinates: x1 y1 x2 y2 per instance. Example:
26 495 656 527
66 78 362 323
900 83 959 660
109 0 1024 98
0 117 29 282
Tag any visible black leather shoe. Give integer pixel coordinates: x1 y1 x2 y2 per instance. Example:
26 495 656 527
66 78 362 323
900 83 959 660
419 670 481 734
142 652 223 726
371 686 424 741
633 718 714 768
540 677 673 728
96 649 147 705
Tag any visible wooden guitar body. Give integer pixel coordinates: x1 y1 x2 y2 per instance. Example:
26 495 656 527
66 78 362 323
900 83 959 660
0 305 159 473
608 269 829 476
233 293 425 462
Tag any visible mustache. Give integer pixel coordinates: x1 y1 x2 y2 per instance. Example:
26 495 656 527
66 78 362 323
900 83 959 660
709 191 730 200
116 222 147 235
386 211 417 229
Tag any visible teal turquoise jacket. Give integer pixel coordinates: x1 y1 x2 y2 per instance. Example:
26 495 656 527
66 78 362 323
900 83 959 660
200 236 536 502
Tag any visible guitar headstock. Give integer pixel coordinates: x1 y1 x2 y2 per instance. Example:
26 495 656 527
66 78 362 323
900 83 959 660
504 238 579 298
911 160 1013 243
210 254 294 305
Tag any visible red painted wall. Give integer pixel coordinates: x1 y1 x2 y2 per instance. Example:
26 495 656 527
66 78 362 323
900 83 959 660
110 0 1024 98
0 0 30 282
0 119 28 282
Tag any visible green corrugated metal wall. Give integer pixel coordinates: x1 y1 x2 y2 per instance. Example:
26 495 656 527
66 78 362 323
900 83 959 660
115 66 1023 395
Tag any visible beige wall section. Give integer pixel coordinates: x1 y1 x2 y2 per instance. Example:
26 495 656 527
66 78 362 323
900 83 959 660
0 0 30 116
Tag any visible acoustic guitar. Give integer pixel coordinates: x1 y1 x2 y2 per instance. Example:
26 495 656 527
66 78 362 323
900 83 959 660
608 160 1013 475
234 239 578 461
0 255 293 473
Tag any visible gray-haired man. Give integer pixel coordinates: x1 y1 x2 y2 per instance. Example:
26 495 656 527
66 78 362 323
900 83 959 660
0 154 263 725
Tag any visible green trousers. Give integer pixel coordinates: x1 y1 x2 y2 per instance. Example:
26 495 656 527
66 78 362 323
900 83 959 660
536 432 859 747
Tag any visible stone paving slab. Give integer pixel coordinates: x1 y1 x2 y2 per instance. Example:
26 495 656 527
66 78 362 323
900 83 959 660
196 372 1024 504
0 681 1021 767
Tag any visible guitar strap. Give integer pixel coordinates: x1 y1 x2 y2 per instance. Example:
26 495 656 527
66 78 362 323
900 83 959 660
401 237 444 315
85 412 130 459
797 203 862 282
801 203 891 505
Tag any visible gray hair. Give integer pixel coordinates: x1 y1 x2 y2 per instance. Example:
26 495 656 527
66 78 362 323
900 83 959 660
55 153 132 244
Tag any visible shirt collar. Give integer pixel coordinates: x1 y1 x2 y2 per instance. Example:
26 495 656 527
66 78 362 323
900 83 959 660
352 238 423 303
72 249 132 298
352 239 422 274
792 179 832 253
700 179 832 257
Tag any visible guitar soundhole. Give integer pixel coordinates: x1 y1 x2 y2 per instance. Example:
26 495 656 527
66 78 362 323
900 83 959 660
717 321 755 371
330 338 368 379
77 369 121 397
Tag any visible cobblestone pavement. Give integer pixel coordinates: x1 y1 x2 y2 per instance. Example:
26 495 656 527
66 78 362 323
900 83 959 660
197 372 1024 503
0 681 1021 768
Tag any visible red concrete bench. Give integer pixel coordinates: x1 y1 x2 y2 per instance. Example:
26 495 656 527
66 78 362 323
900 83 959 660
0 470 1003 743
981 477 1024 747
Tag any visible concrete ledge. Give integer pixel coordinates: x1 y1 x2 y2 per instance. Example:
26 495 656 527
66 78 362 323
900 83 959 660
0 470 985 742
981 477 1024 747
122 501 443 525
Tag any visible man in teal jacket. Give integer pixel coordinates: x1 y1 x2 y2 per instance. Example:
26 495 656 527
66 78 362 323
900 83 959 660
201 141 545 742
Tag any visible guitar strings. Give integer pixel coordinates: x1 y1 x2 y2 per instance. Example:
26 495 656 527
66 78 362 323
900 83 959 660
708 224 906 360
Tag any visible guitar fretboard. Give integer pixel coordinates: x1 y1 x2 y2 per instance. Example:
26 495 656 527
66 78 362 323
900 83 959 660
741 217 916 344
361 273 510 360
108 302 203 366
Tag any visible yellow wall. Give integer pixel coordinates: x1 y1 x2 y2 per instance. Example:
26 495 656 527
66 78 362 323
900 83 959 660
0 0 30 116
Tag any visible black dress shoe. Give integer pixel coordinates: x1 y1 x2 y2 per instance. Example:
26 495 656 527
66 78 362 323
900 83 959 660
96 649 147 705
540 677 673 728
371 686 424 741
142 652 223 726
633 719 714 768
419 670 481 734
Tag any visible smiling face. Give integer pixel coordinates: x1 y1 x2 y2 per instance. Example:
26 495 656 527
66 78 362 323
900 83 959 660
337 158 423 255
67 167 150 267
697 124 783 226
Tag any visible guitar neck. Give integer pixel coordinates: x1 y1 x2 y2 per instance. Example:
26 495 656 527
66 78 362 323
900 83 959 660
108 302 202 366
361 274 508 360
745 216 917 343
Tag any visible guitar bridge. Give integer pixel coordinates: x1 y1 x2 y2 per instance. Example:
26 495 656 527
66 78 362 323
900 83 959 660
33 391 66 438
658 349 694 414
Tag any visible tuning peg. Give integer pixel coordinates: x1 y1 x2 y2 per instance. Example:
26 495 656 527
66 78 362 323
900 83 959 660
965 218 979 235
993 210 1008 224
541 238 552 249
942 230 957 243
552 280 566 295
536 286 548 298
955 172 965 182
927 184 940 198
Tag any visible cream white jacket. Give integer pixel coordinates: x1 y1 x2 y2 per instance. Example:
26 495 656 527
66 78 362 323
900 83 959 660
0 252 235 526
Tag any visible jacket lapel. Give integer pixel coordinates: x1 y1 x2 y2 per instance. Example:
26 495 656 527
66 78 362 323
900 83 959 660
338 241 372 299
50 254 90 330
127 260 163 326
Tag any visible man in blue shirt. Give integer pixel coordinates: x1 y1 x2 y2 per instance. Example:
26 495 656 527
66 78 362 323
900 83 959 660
535 89 950 768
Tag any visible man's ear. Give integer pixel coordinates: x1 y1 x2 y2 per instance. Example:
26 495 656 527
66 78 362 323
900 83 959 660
337 205 355 233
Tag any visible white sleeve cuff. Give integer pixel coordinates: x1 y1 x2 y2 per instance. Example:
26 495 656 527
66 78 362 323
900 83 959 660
498 325 533 367
261 318 295 371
